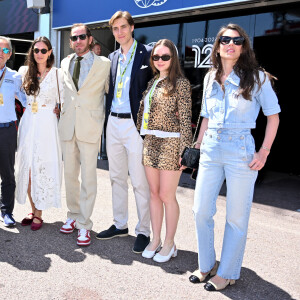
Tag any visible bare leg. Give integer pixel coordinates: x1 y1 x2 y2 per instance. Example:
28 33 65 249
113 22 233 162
144 166 163 251
27 170 42 223
158 169 181 256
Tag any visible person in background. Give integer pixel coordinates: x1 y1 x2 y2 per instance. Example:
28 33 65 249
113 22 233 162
92 43 101 56
96 11 152 254
59 23 110 246
136 39 192 263
0 36 26 227
189 24 280 291
16 36 63 231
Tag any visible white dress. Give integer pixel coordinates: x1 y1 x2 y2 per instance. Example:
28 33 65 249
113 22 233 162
16 67 63 210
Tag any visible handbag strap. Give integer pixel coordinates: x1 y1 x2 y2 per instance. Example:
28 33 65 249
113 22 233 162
56 69 61 105
191 71 212 145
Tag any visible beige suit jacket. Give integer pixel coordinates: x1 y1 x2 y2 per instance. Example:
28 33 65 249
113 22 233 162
59 52 110 143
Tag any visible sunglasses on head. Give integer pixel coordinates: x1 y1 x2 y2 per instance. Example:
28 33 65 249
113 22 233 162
152 55 172 61
33 48 48 54
219 36 245 46
0 47 10 54
70 34 88 42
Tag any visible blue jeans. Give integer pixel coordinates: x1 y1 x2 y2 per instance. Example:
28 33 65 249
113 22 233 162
193 128 258 279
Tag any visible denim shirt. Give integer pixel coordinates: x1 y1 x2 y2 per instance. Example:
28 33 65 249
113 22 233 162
201 70 280 129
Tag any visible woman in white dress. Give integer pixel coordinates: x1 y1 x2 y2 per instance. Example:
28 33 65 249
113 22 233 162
16 36 63 230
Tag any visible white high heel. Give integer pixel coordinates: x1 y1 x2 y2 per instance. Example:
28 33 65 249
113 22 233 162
142 241 162 259
153 244 177 263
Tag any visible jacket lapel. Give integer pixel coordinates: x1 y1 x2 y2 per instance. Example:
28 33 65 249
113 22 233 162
111 51 119 88
130 42 143 87
64 53 77 91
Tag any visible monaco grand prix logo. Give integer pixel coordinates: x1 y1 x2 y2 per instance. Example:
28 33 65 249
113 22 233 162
134 0 168 9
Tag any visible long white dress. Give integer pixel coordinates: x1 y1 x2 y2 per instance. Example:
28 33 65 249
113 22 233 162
16 67 63 210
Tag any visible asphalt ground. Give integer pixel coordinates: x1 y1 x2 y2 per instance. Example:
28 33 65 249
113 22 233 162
0 160 299 300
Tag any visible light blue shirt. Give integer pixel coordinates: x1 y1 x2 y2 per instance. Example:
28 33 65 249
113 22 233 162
201 70 281 129
111 39 137 113
0 65 26 123
69 51 94 90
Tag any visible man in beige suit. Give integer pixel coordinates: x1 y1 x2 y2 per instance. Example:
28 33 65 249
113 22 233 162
59 23 110 246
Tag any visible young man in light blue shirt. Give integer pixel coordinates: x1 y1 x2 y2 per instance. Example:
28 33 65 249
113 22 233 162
0 36 26 227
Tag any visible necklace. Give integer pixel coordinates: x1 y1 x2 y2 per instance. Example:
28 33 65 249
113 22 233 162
37 68 48 82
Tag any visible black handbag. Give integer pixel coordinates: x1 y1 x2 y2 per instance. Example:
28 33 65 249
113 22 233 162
181 146 200 169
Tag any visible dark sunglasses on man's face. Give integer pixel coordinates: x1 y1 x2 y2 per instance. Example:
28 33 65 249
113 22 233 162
219 36 245 46
0 47 10 54
152 55 172 61
70 34 88 42
33 48 48 54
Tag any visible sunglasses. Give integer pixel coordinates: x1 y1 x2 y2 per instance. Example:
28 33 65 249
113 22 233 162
33 48 48 54
219 36 245 46
0 47 10 54
152 55 172 61
70 34 88 42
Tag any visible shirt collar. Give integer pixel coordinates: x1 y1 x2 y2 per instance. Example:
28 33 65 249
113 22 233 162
74 50 92 61
0 65 6 77
226 70 240 87
119 39 136 58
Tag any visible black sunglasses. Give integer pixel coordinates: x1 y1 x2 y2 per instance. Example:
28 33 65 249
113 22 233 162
70 34 88 42
219 36 245 46
152 55 172 61
33 48 48 54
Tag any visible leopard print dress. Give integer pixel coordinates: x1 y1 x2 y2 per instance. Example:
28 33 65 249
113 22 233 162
137 77 192 171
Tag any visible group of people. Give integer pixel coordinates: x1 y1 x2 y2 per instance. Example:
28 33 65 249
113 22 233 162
0 10 280 291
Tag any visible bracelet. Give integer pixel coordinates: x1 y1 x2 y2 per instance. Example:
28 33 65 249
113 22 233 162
195 141 201 145
261 145 271 152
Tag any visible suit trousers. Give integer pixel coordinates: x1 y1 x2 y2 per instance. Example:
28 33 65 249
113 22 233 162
0 124 17 214
106 115 150 237
61 134 99 230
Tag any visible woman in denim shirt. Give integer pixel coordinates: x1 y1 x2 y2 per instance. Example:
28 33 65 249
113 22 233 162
189 24 280 291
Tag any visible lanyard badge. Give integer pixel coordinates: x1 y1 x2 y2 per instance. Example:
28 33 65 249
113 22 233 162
143 78 159 130
116 40 137 99
0 68 7 106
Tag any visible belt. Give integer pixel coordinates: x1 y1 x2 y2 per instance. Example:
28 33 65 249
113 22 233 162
0 121 15 128
110 112 131 119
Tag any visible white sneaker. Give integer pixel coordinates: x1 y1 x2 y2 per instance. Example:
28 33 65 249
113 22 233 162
60 218 76 234
77 229 91 246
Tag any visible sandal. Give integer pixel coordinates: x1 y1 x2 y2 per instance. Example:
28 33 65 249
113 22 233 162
21 213 34 226
31 216 43 231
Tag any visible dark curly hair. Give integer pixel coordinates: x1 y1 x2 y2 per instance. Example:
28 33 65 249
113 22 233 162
23 36 54 96
211 23 275 100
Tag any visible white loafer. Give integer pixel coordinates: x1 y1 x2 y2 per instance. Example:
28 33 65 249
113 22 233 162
153 244 177 263
142 241 162 259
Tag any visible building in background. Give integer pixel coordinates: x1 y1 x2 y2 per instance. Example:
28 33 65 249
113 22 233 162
49 0 299 175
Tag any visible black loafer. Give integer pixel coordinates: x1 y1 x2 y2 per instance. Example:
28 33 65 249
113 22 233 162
96 225 128 240
132 234 150 253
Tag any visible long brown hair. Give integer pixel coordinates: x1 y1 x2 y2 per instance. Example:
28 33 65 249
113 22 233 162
211 23 275 100
23 36 54 96
150 39 183 96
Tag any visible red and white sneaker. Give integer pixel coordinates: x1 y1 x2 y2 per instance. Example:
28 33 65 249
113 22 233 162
77 229 91 246
60 218 76 234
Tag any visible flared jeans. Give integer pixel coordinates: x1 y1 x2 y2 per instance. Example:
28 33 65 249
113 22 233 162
193 128 258 279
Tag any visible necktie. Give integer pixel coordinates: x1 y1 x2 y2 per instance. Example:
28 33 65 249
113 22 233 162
72 56 83 91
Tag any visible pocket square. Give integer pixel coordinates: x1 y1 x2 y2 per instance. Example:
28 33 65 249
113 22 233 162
140 65 148 69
